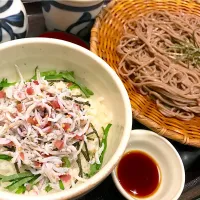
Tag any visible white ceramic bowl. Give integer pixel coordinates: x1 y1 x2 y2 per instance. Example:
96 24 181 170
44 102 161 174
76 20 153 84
0 38 132 200
112 129 185 200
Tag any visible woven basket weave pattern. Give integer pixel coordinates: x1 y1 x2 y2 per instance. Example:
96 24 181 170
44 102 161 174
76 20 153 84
91 0 200 147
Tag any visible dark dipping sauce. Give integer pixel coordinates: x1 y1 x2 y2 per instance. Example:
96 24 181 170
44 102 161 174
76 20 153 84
117 150 161 198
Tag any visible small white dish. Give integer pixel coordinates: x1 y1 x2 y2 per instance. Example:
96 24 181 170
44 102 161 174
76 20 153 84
112 129 185 200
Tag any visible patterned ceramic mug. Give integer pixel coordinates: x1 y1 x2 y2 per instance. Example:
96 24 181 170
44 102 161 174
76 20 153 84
41 0 104 40
0 0 28 43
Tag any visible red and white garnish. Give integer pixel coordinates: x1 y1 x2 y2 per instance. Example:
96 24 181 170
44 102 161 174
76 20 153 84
0 67 93 189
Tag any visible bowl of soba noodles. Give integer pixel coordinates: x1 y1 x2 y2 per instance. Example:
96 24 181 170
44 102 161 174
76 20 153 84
91 0 200 147
0 38 132 199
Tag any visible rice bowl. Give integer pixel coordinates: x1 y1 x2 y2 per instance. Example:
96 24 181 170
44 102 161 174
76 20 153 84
0 38 132 200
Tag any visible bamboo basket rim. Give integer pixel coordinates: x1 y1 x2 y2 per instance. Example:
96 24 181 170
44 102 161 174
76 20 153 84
90 0 200 147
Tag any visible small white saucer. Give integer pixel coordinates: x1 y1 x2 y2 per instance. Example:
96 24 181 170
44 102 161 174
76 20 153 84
112 129 185 200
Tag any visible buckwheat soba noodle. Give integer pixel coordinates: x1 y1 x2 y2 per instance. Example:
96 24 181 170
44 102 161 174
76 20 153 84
117 11 200 120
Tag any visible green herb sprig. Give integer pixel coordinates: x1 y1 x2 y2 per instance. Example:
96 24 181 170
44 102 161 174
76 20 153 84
0 79 15 90
0 154 12 161
168 34 200 68
88 124 112 177
31 68 93 98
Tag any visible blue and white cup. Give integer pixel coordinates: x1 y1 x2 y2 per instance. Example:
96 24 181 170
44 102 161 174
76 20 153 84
41 0 104 39
0 0 28 43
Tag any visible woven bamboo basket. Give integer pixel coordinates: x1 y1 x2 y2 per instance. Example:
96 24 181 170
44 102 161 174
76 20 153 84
91 0 200 147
